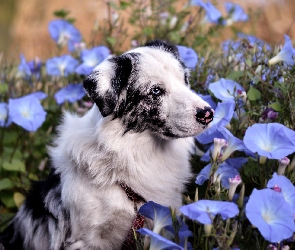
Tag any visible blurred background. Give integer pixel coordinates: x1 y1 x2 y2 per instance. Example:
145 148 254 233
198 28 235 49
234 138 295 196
0 0 294 60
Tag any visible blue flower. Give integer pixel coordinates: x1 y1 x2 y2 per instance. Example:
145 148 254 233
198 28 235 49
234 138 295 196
8 95 47 132
218 127 248 162
0 103 11 127
196 162 239 188
198 94 217 110
222 39 241 56
243 123 295 159
267 173 295 213
137 228 183 250
191 0 223 24
139 201 172 234
165 216 193 249
27 57 42 78
54 84 86 105
75 46 110 75
48 19 82 52
209 78 245 102
46 55 79 76
269 35 295 66
245 188 295 242
196 101 235 144
238 33 271 51
17 54 31 78
176 45 198 69
27 91 48 101
180 200 239 224
225 3 248 25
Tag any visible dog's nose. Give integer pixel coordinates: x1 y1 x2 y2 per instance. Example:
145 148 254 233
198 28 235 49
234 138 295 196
196 107 214 126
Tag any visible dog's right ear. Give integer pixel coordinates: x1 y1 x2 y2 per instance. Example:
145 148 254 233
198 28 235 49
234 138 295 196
83 54 134 117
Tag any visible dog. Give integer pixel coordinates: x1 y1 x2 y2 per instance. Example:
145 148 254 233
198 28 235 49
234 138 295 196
0 40 214 250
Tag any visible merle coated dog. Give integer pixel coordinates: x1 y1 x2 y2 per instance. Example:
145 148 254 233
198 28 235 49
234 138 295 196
0 40 213 250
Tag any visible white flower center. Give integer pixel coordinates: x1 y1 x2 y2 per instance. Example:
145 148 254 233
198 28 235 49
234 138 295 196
21 108 32 119
262 210 274 223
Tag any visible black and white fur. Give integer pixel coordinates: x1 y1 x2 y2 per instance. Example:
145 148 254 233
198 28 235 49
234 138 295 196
0 41 213 250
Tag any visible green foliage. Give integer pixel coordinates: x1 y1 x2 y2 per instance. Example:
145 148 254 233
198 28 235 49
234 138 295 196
1 1 295 249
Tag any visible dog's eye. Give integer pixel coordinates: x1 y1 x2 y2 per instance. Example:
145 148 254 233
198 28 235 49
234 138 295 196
150 87 164 97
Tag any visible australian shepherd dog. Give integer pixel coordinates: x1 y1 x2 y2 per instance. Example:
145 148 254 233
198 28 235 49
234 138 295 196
0 40 213 250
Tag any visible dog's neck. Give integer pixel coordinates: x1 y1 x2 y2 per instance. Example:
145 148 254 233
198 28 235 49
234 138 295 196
118 181 146 249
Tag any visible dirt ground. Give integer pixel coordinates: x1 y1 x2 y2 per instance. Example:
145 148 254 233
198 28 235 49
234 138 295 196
2 0 295 60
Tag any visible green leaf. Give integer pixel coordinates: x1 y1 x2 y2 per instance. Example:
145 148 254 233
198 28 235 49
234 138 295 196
0 83 8 93
119 1 130 9
53 9 70 19
0 178 13 191
0 191 16 208
225 71 244 80
269 102 282 112
247 87 261 101
143 27 153 36
3 159 26 173
14 192 25 208
2 132 18 145
246 59 252 67
106 37 116 46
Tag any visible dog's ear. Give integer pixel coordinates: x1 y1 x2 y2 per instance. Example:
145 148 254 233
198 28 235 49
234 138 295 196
83 54 134 117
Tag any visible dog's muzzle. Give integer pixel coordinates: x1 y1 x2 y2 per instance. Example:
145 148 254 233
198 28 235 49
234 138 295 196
196 107 214 126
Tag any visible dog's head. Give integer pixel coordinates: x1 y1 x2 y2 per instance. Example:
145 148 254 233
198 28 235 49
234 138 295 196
83 40 214 138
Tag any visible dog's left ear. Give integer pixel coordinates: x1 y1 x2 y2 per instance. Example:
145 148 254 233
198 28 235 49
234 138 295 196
83 54 134 117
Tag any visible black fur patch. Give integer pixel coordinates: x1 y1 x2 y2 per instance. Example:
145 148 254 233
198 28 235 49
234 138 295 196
83 71 118 117
0 170 70 249
84 53 140 117
120 83 175 137
144 40 180 61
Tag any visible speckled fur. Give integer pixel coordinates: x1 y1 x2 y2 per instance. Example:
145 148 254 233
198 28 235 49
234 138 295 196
0 41 212 250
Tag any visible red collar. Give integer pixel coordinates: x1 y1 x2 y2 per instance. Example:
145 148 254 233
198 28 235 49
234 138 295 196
118 182 146 250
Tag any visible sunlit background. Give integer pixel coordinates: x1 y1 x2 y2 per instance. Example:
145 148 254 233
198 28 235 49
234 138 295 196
0 0 294 58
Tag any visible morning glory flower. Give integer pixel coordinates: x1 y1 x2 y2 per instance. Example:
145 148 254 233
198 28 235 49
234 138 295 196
209 78 245 102
55 84 86 105
27 57 42 78
17 54 31 78
238 33 271 51
269 34 295 66
139 201 172 234
245 188 295 242
225 3 248 25
8 95 47 132
218 127 248 162
0 103 11 127
199 94 217 110
27 91 48 101
267 173 295 213
277 157 290 175
228 175 242 201
196 162 239 188
201 127 249 162
137 228 183 250
75 46 110 75
212 138 227 162
176 45 198 69
243 123 295 159
165 216 192 248
196 101 235 144
48 19 82 52
46 55 79 76
191 0 223 24
180 200 239 224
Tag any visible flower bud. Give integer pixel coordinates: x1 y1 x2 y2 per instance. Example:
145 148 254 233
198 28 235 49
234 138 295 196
277 157 290 175
212 138 227 163
228 175 242 201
